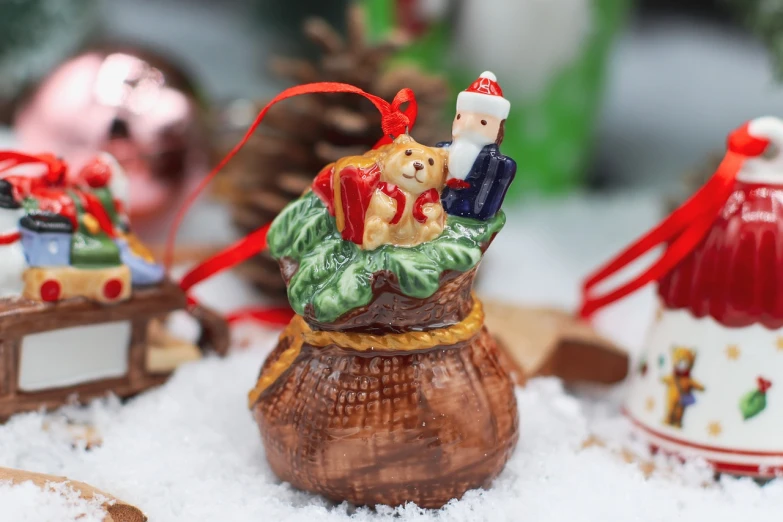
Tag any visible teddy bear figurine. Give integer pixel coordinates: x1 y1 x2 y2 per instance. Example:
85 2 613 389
362 135 447 249
313 134 448 250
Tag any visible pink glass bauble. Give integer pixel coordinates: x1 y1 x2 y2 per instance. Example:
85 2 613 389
14 47 210 242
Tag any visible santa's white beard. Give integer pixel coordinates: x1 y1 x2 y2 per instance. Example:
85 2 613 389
448 136 490 181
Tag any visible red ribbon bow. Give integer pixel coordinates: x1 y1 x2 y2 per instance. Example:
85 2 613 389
170 83 418 315
578 122 770 319
0 151 67 191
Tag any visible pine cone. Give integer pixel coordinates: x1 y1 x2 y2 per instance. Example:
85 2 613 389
221 6 451 297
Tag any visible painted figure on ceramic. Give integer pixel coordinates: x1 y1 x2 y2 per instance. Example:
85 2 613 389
661 346 704 428
739 377 772 421
250 72 520 508
439 71 516 221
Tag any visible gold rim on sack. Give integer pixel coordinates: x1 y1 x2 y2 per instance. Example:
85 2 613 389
248 297 484 407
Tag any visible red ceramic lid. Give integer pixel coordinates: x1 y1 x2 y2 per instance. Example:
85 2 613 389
658 180 783 329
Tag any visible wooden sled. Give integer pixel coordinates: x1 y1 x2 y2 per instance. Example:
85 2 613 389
0 281 228 421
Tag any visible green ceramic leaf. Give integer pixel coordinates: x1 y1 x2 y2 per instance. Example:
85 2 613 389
286 208 336 259
443 213 506 245
269 190 507 321
287 239 355 315
362 247 386 274
739 390 767 420
311 261 374 322
385 249 441 298
268 192 332 258
426 237 481 272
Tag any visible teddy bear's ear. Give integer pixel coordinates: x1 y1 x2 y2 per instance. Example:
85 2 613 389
393 134 414 145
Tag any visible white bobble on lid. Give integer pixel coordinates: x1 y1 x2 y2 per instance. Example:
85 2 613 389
479 71 497 82
739 116 783 185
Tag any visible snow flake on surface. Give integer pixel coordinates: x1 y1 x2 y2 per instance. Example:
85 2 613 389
0 330 781 521
0 480 107 522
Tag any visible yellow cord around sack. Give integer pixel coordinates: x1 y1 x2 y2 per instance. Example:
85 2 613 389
248 297 484 407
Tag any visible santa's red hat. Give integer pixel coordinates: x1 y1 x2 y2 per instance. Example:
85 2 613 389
457 71 510 120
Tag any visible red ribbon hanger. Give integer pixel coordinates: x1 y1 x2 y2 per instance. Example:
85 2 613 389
168 82 418 322
0 151 67 188
578 122 771 319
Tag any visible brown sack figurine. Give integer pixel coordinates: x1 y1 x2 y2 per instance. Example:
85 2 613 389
249 71 520 508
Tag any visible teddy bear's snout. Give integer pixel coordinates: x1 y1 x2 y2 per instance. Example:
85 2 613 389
413 161 424 171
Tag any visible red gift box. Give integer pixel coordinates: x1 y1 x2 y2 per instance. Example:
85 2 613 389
312 161 381 245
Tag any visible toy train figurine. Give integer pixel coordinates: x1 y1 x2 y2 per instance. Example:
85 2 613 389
0 151 227 420
0 153 166 303
20 211 134 304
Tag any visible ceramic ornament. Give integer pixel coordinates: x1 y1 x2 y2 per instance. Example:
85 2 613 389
0 151 228 421
169 74 517 507
581 116 783 478
176 73 516 508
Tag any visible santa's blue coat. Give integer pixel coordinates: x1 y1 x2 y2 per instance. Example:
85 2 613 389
438 142 516 221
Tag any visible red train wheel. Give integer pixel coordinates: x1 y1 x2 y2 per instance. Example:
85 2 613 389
40 280 61 302
103 278 123 300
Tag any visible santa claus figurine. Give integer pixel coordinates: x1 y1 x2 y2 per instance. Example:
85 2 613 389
440 71 517 221
581 116 783 478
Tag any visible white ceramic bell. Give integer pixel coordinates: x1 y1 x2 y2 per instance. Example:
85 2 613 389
625 117 783 478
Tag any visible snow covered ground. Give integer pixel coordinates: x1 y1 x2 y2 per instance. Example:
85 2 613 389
2 330 782 522
0 194 782 521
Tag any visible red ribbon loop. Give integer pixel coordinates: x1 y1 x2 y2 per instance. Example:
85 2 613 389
0 151 67 187
578 122 770 319
381 88 417 138
179 223 271 294
169 82 418 295
225 305 295 327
